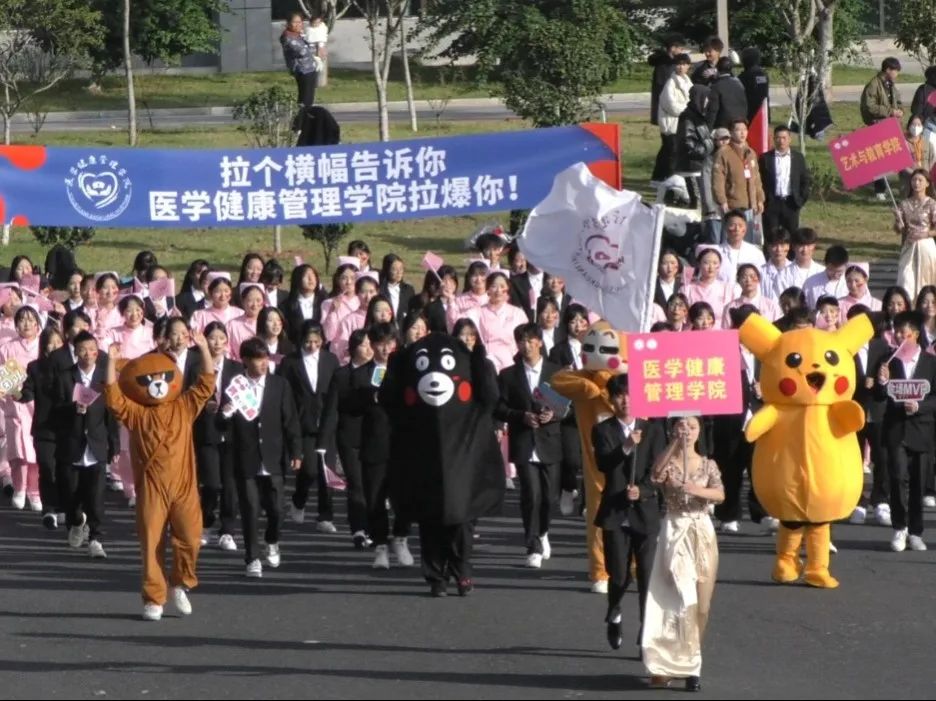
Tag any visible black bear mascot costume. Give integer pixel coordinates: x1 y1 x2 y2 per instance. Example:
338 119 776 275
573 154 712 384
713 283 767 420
380 333 504 597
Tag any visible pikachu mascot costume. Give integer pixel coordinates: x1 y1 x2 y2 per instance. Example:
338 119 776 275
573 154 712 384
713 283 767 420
551 322 627 589
104 336 215 620
739 312 873 588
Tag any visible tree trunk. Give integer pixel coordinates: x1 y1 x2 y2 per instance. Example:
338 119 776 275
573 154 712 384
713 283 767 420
817 2 836 98
400 14 418 133
123 0 137 146
273 224 282 253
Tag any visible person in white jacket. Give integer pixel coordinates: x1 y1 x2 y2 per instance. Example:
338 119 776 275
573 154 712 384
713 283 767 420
652 53 693 184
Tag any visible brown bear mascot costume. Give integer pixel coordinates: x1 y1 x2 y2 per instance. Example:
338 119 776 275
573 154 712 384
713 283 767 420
104 332 214 621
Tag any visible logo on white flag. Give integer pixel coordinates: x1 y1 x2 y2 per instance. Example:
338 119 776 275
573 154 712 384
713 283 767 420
571 212 630 294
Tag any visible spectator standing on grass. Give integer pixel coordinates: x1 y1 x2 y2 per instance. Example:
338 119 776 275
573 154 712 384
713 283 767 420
648 34 686 129
860 58 904 202
281 12 322 115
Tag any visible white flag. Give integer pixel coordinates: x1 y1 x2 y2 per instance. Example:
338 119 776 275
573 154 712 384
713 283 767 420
518 163 664 332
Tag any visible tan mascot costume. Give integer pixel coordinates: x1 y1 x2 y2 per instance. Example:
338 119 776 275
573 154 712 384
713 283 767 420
104 333 214 620
739 313 873 588
551 321 627 591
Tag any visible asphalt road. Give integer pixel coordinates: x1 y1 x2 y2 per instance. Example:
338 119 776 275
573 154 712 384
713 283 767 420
1 486 935 700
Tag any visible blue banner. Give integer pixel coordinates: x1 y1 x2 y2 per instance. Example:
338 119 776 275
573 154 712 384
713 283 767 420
0 126 617 228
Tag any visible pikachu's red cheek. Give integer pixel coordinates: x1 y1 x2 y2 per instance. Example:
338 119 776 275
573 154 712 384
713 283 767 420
779 378 797 397
835 377 849 395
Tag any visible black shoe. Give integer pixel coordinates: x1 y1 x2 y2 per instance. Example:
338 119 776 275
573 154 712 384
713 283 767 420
42 513 57 530
606 619 623 650
685 676 701 692
352 532 370 550
430 581 448 597
456 578 473 597
2 483 13 499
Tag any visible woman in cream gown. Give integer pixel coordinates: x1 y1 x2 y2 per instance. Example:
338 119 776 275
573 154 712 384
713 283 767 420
895 168 936 302
642 415 725 692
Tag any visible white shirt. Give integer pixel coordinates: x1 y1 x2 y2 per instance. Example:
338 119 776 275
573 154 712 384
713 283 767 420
659 280 675 303
774 260 825 297
857 344 869 375
67 298 83 311
267 341 280 372
73 366 98 467
386 282 401 317
717 241 766 284
303 350 320 393
524 358 544 463
299 294 318 320
528 270 545 299
247 374 270 476
760 261 789 301
267 289 279 308
214 356 226 405
569 338 583 370
803 271 848 309
541 327 556 356
774 150 792 198
617 418 636 455
193 290 205 304
903 348 922 382
175 348 189 375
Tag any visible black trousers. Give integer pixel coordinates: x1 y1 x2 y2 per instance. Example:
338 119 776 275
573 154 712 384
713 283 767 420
651 133 678 182
713 422 765 523
362 460 410 546
517 460 560 553
888 445 926 536
65 463 105 540
236 473 284 564
294 71 317 109
337 439 368 535
763 197 801 235
198 442 239 536
858 422 890 507
35 439 58 514
603 526 655 624
559 423 581 494
292 434 334 521
419 521 473 583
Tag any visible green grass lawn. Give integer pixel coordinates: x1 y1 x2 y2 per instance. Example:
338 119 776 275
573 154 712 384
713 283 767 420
4 103 900 286
21 63 924 114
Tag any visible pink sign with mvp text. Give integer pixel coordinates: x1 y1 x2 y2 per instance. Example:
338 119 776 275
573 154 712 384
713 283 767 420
628 331 743 418
828 118 914 190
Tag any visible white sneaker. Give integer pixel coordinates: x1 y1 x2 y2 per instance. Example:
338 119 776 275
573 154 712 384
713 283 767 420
217 534 237 551
849 506 867 525
288 503 305 524
559 490 576 516
540 533 551 560
128 496 136 509
246 559 263 578
372 544 390 569
11 490 26 510
721 520 740 533
200 536 208 546
67 514 88 548
316 520 337 534
863 463 872 475
829 541 838 554
142 603 163 621
874 504 892 527
108 477 123 493
392 537 414 566
891 528 908 552
925 496 936 509
88 540 107 559
505 478 516 490
171 586 192 615
27 495 42 512
525 553 543 569
590 579 609 594
265 543 281 568
762 516 780 533
875 192 888 202
909 535 928 551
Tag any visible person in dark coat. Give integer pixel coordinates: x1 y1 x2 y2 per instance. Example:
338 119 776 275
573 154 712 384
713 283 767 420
691 36 724 86
911 66 936 128
705 57 748 130
759 125 812 235
676 86 714 175
381 333 505 597
738 47 769 124
647 34 686 127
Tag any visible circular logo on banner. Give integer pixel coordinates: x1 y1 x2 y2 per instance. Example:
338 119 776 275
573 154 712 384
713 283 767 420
65 155 132 222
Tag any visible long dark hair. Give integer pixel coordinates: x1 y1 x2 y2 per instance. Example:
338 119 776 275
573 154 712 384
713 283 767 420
181 259 210 295
287 264 321 305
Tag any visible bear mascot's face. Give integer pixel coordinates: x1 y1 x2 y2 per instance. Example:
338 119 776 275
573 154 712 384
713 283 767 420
401 334 474 409
740 312 873 406
118 352 184 406
581 321 627 374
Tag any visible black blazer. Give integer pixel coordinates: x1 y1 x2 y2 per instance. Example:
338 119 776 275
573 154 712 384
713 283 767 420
876 352 936 453
194 357 243 447
759 149 812 210
854 339 891 425
494 359 563 464
380 281 416 332
143 296 176 324
283 291 326 345
509 272 538 322
592 417 666 535
226 373 302 477
276 350 340 436
321 362 365 451
422 298 449 334
55 363 118 465
351 361 392 465
269 337 297 359
653 279 682 309
19 357 59 441
174 288 208 321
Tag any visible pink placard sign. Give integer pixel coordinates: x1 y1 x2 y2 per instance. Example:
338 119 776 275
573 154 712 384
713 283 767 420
628 330 743 418
148 277 175 300
72 383 101 406
828 118 915 190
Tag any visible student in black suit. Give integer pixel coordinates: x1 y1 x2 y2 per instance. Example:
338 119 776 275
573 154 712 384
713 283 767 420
495 323 563 568
538 273 573 323
50 310 92 374
283 264 326 346
280 321 341 532
164 318 202 390
142 266 177 323
408 266 458 335
195 321 243 551
256 306 296 373
592 374 666 650
653 249 683 309
174 260 211 322
508 248 545 322
261 259 289 315
849 307 893 526
759 125 812 235
535 297 566 359
321 328 373 549
876 311 936 552
56 332 118 559
222 337 302 578
355 323 414 569
379 254 415 333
